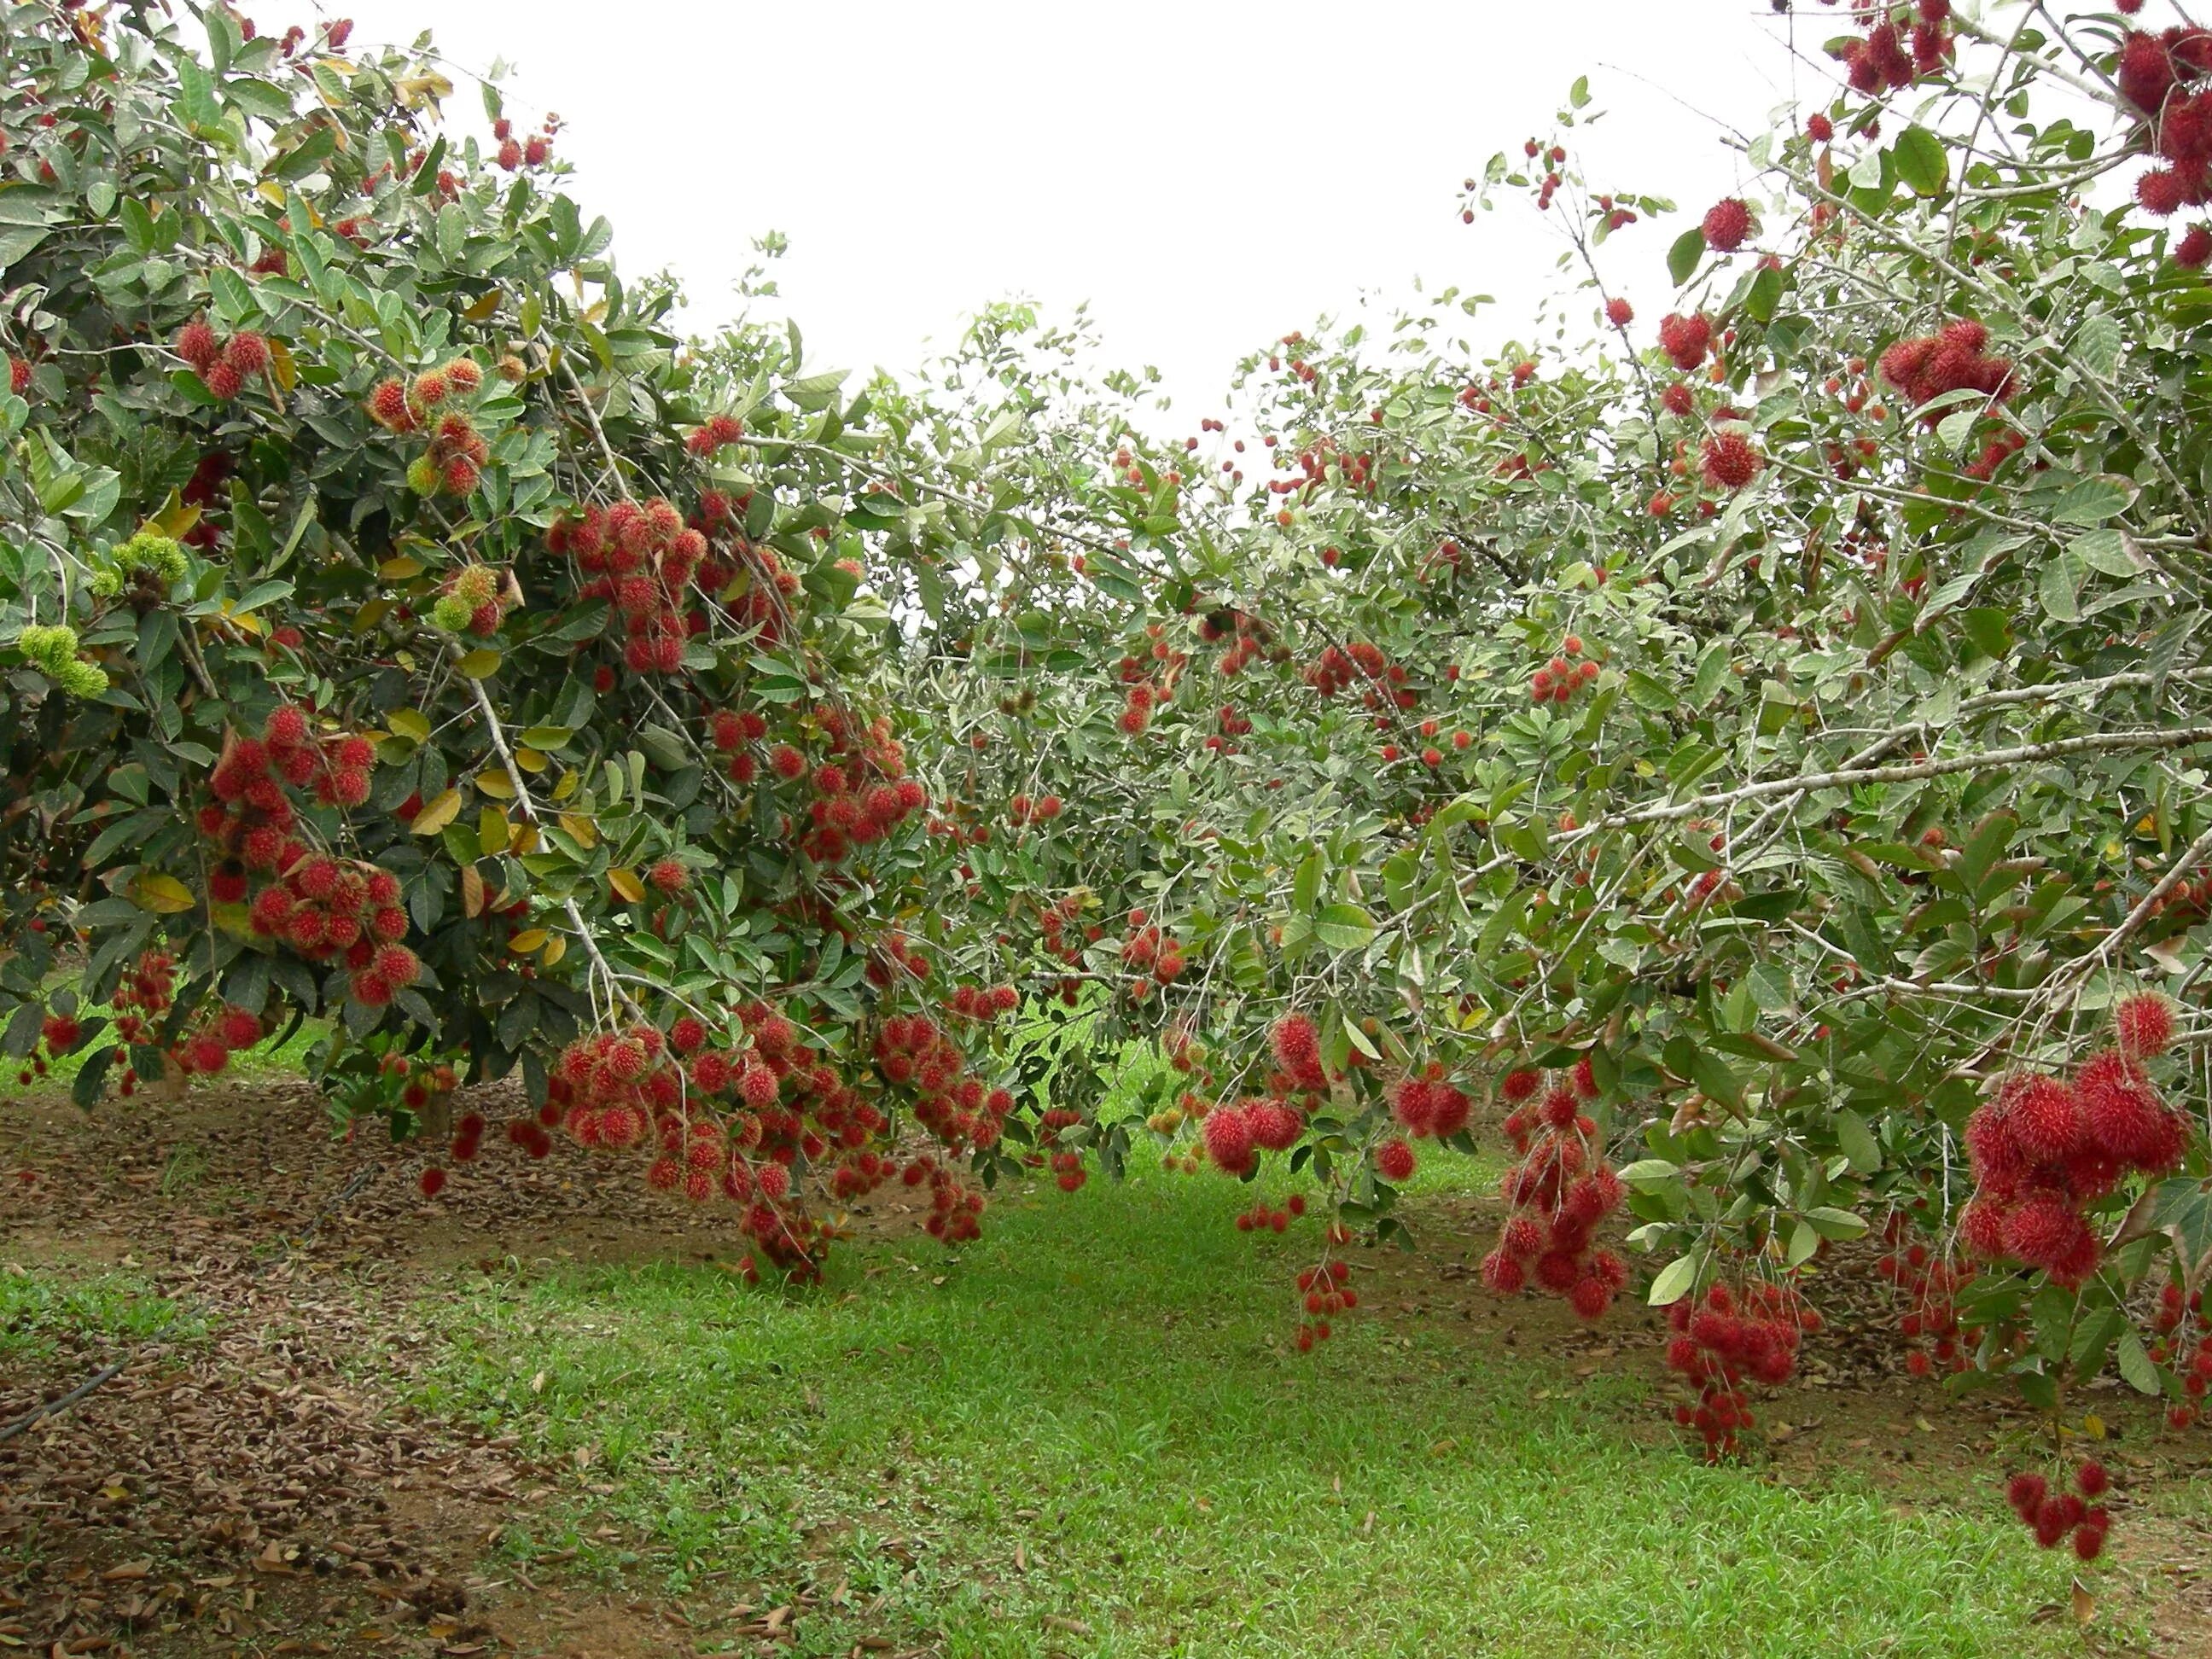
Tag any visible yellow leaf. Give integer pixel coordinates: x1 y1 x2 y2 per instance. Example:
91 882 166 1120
256 181 288 207
220 605 265 636
146 489 201 541
2083 1413 2106 1441
515 744 548 773
475 768 515 800
132 873 196 914
509 928 549 953
539 934 566 968
552 770 580 801
478 806 510 856
378 555 424 580
463 289 502 322
269 338 297 393
410 789 463 836
608 868 645 903
353 597 392 632
557 812 597 849
510 822 541 856
457 648 502 678
387 708 431 742
461 864 486 918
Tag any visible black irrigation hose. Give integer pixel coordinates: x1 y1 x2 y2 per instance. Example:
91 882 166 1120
0 1356 131 1445
0 1155 390 1442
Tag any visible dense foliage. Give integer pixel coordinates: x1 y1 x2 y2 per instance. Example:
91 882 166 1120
9 0 2212 1547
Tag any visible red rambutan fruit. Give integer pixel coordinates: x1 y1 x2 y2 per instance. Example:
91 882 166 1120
1701 197 1754 252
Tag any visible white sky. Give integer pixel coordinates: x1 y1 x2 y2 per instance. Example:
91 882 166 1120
249 2 1840 419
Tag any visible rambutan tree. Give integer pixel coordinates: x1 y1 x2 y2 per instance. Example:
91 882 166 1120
877 0 2212 1522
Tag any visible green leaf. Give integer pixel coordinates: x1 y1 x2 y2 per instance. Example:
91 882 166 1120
1293 850 1322 917
2117 1329 2161 1395
1691 638 1731 707
1648 1252 1701 1306
1668 227 1706 288
1804 1205 1867 1241
1892 125 1948 197
1837 1109 1882 1174
1313 903 1377 952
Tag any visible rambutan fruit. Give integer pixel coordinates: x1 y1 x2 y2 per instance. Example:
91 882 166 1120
1500 1068 1542 1103
175 317 220 370
2003 1192 2083 1272
1701 197 1754 252
1699 431 1762 492
224 330 270 375
1481 1249 1527 1294
1202 1104 1255 1174
204 361 244 401
1375 1138 1417 1182
2075 1458 2110 1498
2115 989 2178 1058
419 1167 447 1198
2009 1075 2084 1163
648 857 689 893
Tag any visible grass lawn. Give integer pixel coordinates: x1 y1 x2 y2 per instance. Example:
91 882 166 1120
410 1156 2105 1658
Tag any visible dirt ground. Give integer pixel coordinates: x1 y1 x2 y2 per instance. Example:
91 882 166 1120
4 1081 2211 1656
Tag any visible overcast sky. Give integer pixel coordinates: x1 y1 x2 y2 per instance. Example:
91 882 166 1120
249 2 1837 417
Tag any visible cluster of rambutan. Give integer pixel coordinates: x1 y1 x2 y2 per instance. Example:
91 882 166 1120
2004 1461 2114 1560
106 948 175 1051
364 359 491 494
165 1003 267 1077
1386 1066 1472 1140
203 706 374 883
2148 1278 2212 1428
1303 640 1417 713
943 981 1021 1023
1196 607 1278 676
545 496 713 674
900 1152 988 1243
248 854 421 1007
1530 635 1599 705
776 706 927 865
1657 312 1712 372
706 705 771 783
1204 704 1253 756
1876 1219 1979 1378
684 412 745 456
1202 1016 1331 1177
866 928 934 989
1237 1192 1309 1234
172 317 269 402
1828 0 1953 95
1033 1106 1091 1192
1480 1062 1628 1322
1008 792 1066 826
873 1013 1013 1156
2117 23 2212 267
1877 318 2017 420
490 113 556 171
428 562 517 637
1120 906 1186 1000
1117 680 1161 736
1664 1278 1819 1459
1293 1252 1355 1352
1958 993 2189 1287
1035 892 1098 969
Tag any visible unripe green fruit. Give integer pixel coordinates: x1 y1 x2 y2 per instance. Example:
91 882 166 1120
16 623 79 672
115 531 188 583
430 594 474 632
89 568 124 598
55 658 109 697
406 454 441 494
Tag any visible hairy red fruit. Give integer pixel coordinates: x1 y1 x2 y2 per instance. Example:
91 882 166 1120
2114 990 2177 1058
1701 197 1754 252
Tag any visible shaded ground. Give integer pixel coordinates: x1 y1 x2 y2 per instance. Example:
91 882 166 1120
2 1081 2209 1655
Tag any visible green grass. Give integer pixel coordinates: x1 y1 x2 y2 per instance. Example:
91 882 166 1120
0 1268 207 1367
409 1161 2104 1658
